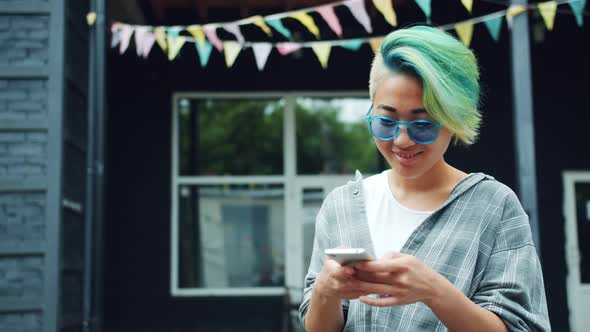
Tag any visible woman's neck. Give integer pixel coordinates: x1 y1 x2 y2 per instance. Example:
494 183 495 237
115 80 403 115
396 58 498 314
388 160 465 194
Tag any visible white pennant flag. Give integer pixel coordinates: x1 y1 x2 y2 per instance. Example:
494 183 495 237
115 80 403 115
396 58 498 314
252 43 273 71
119 25 133 54
343 0 373 33
134 26 149 56
110 23 121 48
224 23 245 45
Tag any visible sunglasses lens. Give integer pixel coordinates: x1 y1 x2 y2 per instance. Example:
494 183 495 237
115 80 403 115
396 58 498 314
408 121 439 143
371 117 398 139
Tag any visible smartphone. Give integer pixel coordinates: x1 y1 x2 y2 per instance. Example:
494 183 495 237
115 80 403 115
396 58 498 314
324 248 372 265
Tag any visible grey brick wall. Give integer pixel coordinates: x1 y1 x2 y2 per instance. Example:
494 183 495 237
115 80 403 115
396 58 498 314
0 256 44 332
0 192 45 243
0 15 49 66
0 313 42 332
0 80 48 121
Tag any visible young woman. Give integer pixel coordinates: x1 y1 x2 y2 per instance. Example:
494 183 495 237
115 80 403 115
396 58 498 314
299 26 550 332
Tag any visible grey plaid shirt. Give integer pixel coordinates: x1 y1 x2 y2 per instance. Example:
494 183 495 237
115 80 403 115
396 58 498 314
299 171 550 331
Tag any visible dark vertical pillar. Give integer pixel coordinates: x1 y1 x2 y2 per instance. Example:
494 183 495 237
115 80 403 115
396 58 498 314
510 1 541 256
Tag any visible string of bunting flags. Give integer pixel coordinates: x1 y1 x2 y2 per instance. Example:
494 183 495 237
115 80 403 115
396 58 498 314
110 0 587 70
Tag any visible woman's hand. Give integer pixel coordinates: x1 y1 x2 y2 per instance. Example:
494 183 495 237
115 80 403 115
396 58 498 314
353 252 443 307
315 257 392 300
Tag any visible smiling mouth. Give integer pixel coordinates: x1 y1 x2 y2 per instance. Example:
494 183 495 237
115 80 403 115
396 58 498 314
395 151 423 158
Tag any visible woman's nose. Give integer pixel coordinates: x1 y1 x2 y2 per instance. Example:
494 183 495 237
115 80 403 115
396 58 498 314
393 126 415 148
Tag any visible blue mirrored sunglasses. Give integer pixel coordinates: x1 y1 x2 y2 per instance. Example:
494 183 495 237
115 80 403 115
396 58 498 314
365 105 442 145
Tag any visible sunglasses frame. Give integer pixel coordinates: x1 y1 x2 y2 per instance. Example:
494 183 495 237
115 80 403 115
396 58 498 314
365 105 442 145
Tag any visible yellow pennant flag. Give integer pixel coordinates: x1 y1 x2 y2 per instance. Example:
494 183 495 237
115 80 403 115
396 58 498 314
186 25 206 45
224 41 241 68
249 15 273 36
461 0 474 13
455 22 474 47
291 11 320 39
369 37 383 54
167 36 186 60
372 0 398 26
311 42 332 69
537 1 557 31
154 27 167 51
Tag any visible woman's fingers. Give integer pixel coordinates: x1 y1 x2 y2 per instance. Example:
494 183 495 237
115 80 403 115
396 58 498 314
355 259 407 273
359 295 404 307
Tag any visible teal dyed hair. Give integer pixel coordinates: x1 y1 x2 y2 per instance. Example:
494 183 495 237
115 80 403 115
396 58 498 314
369 25 481 145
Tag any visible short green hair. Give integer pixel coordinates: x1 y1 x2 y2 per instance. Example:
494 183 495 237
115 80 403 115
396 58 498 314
369 25 481 145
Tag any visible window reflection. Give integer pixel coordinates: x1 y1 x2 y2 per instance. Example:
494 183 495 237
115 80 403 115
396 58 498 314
178 184 285 288
295 97 381 175
178 98 285 175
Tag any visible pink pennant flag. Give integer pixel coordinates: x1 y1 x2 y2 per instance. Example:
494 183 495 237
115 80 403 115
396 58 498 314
134 26 149 56
110 23 121 48
317 5 343 37
276 42 302 55
141 32 157 58
343 0 372 33
119 25 133 54
224 23 245 44
203 26 224 52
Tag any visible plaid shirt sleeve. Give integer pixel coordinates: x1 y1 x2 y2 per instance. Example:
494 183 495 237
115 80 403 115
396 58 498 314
298 190 350 328
472 190 551 331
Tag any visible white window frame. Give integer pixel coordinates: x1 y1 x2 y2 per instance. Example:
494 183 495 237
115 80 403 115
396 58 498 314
563 171 590 331
170 91 368 297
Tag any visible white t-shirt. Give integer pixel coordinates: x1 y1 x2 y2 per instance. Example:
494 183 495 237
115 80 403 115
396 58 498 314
363 170 433 258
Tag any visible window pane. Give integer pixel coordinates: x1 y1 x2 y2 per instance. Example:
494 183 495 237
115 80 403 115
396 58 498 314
575 182 590 283
177 98 284 175
295 97 381 175
178 184 285 288
302 188 324 280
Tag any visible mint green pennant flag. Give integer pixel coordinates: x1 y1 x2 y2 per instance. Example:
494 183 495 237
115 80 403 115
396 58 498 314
569 0 586 27
196 41 213 67
267 18 292 40
484 16 503 42
415 0 432 22
341 39 364 51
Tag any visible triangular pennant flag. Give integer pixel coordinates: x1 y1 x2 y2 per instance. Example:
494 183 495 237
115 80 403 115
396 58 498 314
196 41 213 67
110 23 121 48
341 39 364 51
154 27 167 51
291 11 321 39
455 22 474 47
568 0 586 27
224 41 241 68
343 0 373 33
134 26 149 56
276 42 302 55
141 32 157 58
224 23 245 44
311 42 332 69
167 36 186 60
369 37 383 54
249 16 273 36
461 0 474 13
372 0 398 26
537 1 558 31
506 4 527 29
415 0 432 21
186 25 206 45
484 15 503 41
252 43 273 71
119 25 133 54
204 26 224 52
267 18 292 39
317 5 343 37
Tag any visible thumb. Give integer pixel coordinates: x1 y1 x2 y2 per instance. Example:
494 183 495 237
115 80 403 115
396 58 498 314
381 251 403 260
